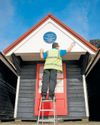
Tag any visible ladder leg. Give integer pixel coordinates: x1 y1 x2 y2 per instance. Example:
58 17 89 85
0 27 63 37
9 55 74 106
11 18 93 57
37 97 42 125
37 97 57 125
53 97 56 125
42 101 44 125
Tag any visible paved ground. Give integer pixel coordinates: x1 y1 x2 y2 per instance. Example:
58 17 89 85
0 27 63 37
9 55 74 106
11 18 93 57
0 121 100 125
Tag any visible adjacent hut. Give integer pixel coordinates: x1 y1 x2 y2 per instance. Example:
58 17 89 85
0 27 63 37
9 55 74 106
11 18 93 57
0 52 17 120
3 14 97 121
85 49 100 121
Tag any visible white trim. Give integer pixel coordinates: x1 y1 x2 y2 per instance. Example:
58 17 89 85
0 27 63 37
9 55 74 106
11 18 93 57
14 76 20 118
6 18 95 56
82 75 89 117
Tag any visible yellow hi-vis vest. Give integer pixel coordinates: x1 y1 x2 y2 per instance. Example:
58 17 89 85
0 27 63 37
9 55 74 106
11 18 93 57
44 49 62 71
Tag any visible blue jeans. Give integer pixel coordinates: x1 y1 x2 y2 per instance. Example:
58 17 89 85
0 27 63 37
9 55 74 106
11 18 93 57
41 69 57 97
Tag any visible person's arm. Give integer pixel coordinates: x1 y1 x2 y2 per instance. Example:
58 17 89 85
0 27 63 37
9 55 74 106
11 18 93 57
67 42 76 52
40 49 47 59
40 48 44 59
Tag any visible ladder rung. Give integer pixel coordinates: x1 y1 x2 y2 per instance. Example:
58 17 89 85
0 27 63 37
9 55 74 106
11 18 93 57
42 100 55 102
40 109 55 111
39 119 55 122
37 97 56 124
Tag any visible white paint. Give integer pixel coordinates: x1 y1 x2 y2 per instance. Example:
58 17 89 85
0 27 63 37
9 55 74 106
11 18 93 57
82 75 89 117
14 76 20 118
6 18 95 58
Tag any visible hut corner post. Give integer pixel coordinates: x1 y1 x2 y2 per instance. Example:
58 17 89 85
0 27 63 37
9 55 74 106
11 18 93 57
14 76 20 119
82 75 89 119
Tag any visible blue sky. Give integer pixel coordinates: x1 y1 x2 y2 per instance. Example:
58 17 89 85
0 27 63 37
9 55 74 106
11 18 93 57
0 0 100 51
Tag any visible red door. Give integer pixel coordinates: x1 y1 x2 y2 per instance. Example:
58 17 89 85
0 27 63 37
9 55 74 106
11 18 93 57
34 63 68 116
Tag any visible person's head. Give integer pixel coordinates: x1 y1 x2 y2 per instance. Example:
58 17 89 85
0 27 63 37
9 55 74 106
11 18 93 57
52 42 59 49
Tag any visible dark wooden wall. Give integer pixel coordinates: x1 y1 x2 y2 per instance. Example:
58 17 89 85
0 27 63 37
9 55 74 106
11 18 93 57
17 61 86 120
65 61 86 120
17 62 37 120
86 59 100 121
0 61 17 120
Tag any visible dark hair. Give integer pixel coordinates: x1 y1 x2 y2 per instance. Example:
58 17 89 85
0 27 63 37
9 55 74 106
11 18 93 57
52 43 59 48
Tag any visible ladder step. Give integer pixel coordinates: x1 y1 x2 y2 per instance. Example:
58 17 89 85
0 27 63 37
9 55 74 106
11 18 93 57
42 100 55 102
39 119 55 122
40 109 55 111
37 97 56 124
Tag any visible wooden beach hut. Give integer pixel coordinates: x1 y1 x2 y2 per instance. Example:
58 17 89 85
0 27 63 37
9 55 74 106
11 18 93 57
0 52 17 120
85 49 100 121
3 14 97 121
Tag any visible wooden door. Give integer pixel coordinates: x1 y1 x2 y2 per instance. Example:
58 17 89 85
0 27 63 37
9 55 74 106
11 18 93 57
34 63 68 116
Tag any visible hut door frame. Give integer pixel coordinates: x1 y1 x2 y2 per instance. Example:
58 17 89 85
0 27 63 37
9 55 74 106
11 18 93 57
34 63 68 116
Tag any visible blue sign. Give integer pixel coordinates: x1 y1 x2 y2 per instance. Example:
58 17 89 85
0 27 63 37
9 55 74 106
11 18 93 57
43 32 57 44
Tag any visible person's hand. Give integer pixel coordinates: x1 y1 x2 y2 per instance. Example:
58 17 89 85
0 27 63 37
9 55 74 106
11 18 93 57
40 48 44 59
67 42 76 52
40 48 44 52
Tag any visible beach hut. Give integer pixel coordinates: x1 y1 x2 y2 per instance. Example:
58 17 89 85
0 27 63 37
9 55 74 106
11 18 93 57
85 49 100 121
0 52 17 120
3 14 97 120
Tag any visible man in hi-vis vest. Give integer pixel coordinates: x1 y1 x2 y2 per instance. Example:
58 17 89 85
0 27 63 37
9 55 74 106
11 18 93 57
40 42 75 100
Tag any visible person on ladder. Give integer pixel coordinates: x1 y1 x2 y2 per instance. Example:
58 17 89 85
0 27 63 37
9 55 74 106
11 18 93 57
40 42 75 100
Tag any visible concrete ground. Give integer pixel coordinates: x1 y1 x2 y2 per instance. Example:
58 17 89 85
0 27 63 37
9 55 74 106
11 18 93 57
0 121 100 125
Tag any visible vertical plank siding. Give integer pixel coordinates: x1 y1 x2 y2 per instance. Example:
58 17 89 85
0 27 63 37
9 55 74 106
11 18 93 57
17 61 86 120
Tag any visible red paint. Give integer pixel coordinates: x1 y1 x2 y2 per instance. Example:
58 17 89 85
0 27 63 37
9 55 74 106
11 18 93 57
34 63 68 116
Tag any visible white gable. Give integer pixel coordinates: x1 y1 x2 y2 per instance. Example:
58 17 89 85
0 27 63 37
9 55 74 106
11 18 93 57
7 18 95 54
6 18 95 60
